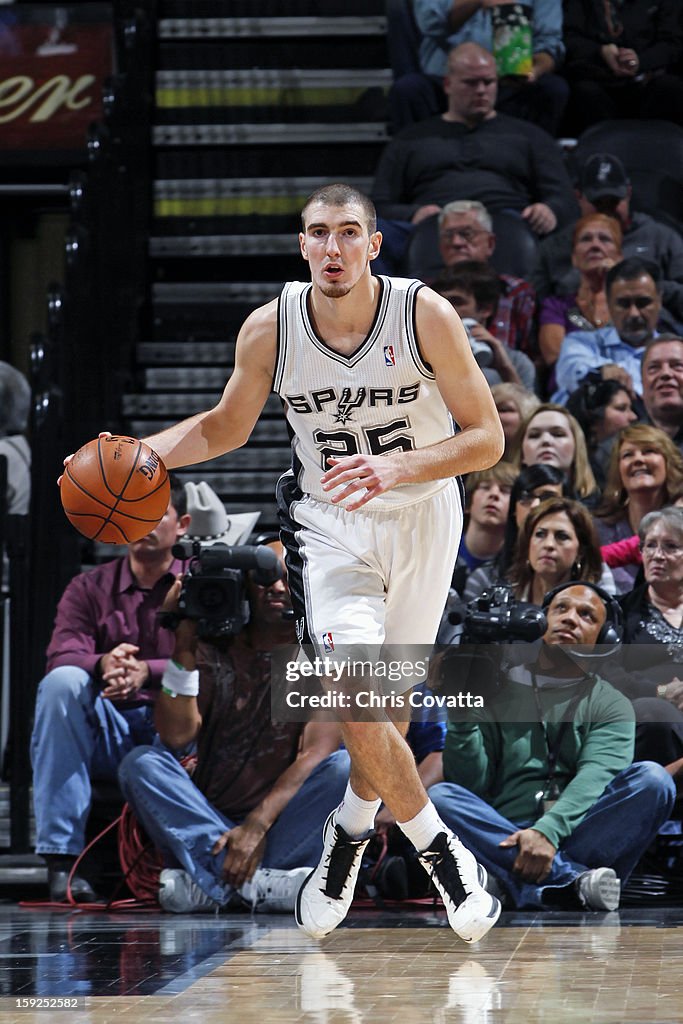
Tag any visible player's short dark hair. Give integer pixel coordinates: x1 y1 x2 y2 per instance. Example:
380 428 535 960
301 183 377 235
606 256 661 295
432 261 502 316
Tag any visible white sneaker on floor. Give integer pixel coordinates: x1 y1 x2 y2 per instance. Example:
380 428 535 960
240 866 311 913
158 868 222 914
418 832 501 943
575 867 621 911
296 813 374 940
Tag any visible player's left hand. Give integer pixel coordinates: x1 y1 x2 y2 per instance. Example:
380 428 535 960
500 827 557 882
321 454 403 510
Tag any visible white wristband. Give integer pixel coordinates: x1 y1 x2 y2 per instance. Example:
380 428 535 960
161 658 199 698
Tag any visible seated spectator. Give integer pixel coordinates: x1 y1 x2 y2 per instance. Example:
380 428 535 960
618 508 683 782
430 582 676 910
566 376 639 488
30 476 191 902
434 200 537 355
373 42 577 273
595 424 683 592
513 402 598 501
641 336 683 454
532 153 683 329
553 257 665 405
507 496 610 604
0 361 31 514
563 0 683 133
119 539 350 914
452 463 516 596
459 463 568 605
432 263 536 388
490 382 540 459
392 0 567 136
539 213 623 373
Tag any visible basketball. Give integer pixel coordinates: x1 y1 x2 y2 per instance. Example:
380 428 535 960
60 435 171 543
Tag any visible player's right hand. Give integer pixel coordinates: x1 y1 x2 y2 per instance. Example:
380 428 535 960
58 431 113 486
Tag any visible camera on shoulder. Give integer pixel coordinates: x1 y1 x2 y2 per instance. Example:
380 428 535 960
460 585 546 644
433 587 547 705
170 540 284 638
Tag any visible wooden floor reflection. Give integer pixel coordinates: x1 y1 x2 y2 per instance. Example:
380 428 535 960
0 904 681 1023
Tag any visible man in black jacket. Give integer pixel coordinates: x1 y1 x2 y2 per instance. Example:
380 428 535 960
372 43 577 274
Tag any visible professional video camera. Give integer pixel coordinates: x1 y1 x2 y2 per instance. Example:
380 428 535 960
458 585 546 644
171 540 284 638
433 587 546 704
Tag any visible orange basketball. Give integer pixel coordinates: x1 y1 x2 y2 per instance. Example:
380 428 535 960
60 436 171 543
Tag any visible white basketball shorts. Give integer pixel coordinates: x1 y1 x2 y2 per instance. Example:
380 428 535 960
277 474 463 672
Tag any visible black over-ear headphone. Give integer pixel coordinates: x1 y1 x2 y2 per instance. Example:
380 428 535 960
541 581 623 646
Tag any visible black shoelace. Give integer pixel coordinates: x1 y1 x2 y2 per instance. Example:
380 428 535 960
321 827 367 900
421 835 468 906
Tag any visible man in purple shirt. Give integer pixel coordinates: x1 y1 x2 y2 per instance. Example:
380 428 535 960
30 476 191 902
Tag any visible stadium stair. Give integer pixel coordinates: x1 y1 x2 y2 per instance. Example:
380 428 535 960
123 0 391 531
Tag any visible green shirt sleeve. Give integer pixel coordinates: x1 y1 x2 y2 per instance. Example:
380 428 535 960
532 682 635 849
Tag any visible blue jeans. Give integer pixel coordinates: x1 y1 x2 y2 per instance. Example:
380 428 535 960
429 762 676 909
118 744 351 905
30 666 156 855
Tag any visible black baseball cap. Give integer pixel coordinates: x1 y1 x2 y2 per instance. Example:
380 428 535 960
579 153 629 202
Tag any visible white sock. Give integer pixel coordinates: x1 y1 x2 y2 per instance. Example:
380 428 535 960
335 783 382 839
397 801 448 853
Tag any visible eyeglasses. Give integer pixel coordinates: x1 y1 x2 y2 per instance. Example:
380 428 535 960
640 540 683 557
517 491 559 507
439 227 488 243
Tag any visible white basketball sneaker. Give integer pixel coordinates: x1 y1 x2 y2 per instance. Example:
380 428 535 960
575 867 621 911
296 813 374 939
418 832 501 943
240 866 311 913
158 869 222 914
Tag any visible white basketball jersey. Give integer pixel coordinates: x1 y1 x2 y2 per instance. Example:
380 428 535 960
273 276 455 510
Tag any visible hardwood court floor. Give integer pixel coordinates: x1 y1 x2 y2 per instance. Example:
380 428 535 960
0 903 681 1023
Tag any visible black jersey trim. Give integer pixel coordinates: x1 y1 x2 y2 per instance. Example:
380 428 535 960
405 281 435 378
273 284 289 393
276 469 314 648
300 276 389 367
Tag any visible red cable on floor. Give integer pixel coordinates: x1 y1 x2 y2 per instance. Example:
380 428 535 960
20 805 163 913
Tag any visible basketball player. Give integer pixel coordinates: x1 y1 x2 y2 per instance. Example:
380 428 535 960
91 185 504 940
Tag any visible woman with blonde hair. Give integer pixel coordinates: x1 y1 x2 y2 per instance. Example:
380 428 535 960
490 383 540 459
596 423 683 591
512 403 598 502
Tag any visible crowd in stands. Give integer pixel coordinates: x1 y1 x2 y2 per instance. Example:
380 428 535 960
19 2 683 918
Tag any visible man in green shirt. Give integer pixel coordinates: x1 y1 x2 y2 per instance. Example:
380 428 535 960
430 582 676 910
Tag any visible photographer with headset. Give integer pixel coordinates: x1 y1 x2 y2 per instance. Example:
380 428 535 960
118 483 349 914
429 581 676 911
